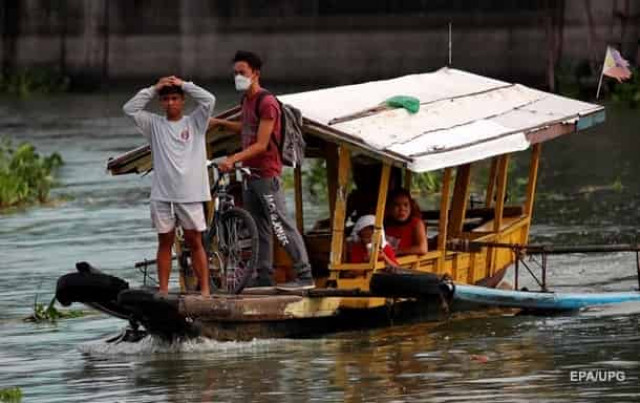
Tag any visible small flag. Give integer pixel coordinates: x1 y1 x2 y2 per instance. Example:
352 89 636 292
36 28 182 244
603 46 632 83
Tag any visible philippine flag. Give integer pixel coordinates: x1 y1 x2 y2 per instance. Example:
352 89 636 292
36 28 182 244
603 46 632 83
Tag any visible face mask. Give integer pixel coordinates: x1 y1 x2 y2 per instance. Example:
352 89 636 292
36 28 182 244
234 74 252 91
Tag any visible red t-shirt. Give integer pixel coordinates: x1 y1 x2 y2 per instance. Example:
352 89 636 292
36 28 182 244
241 91 282 178
348 242 399 265
385 217 423 252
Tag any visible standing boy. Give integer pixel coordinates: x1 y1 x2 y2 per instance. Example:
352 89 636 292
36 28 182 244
123 76 215 296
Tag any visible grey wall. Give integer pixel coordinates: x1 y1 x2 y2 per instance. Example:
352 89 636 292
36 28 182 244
2 0 639 86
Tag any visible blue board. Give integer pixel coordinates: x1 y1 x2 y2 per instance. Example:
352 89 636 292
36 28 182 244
453 284 640 311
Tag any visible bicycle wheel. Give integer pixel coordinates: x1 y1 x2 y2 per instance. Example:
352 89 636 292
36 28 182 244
206 208 259 294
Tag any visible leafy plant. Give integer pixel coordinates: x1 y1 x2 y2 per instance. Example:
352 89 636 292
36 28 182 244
0 387 22 402
611 176 624 193
0 67 70 97
411 171 440 195
303 159 330 202
279 160 330 203
610 67 640 107
24 295 84 323
0 138 64 209
555 59 594 99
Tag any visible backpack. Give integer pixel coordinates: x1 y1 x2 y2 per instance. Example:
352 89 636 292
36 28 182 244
250 90 305 168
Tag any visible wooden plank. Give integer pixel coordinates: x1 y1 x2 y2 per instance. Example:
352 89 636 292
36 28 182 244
524 143 542 217
370 163 391 271
491 154 510 275
493 155 510 232
437 168 453 273
404 169 413 189
448 163 472 237
294 165 304 233
526 122 574 144
326 143 339 220
485 157 498 207
329 147 351 269
332 262 387 271
302 120 410 166
471 216 526 233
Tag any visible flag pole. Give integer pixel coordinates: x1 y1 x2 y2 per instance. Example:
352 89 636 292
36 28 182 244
448 22 452 67
596 46 608 100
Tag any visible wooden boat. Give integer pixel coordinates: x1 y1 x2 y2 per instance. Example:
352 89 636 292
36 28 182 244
57 68 606 341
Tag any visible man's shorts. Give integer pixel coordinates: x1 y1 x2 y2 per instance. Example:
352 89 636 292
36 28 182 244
150 200 207 234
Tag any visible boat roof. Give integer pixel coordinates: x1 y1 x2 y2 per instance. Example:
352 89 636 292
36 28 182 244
107 67 604 175
281 67 604 172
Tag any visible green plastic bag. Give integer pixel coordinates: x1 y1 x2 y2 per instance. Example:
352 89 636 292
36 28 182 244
385 95 420 114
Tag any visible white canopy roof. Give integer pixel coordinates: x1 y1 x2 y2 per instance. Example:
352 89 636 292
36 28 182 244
280 68 605 172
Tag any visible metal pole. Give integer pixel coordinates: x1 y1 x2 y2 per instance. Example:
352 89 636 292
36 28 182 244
448 22 452 66
596 47 608 100
514 251 519 291
541 252 548 291
636 251 640 290
450 240 640 255
596 69 605 99
636 234 640 291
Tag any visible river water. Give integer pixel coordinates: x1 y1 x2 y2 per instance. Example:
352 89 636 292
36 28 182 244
0 87 639 402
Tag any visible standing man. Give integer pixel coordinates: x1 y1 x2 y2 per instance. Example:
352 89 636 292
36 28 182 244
123 76 215 296
209 51 314 291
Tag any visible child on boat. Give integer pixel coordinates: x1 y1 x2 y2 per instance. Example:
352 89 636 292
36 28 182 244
347 214 399 268
384 188 428 256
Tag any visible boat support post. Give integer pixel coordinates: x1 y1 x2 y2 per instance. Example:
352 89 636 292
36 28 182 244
513 245 547 292
514 253 519 290
636 233 640 291
451 239 640 291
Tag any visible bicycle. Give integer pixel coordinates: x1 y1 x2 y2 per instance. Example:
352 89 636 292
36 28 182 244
178 162 259 294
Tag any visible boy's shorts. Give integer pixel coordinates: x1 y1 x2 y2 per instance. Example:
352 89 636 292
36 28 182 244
150 201 207 234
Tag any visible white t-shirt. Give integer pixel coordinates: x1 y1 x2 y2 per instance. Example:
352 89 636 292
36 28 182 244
123 82 215 202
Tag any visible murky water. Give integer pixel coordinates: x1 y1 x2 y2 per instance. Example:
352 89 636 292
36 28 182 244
1 87 639 402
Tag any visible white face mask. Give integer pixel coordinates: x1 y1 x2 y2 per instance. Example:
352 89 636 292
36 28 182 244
234 74 252 91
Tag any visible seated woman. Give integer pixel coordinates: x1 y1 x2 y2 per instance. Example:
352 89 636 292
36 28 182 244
346 215 398 268
384 188 428 256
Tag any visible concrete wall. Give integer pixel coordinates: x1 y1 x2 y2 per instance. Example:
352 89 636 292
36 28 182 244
2 0 640 86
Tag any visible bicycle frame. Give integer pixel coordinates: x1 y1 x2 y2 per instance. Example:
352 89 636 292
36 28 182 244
207 163 252 228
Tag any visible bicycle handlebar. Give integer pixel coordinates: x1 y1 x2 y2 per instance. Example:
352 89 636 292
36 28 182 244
207 160 256 181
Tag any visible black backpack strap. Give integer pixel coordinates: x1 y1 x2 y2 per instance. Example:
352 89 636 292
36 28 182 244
253 90 283 151
253 89 270 119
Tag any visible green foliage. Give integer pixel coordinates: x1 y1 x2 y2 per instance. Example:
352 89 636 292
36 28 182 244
0 387 22 402
556 59 640 107
611 176 624 193
0 138 64 209
281 169 294 190
303 159 330 202
24 296 84 323
280 160 330 203
507 158 529 202
411 171 440 196
610 67 640 107
555 59 593 99
0 68 69 97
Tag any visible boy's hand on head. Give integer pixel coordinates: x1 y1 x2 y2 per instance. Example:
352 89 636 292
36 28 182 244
167 76 184 87
154 77 172 91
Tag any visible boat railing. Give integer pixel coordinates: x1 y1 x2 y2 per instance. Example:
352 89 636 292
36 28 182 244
448 239 640 292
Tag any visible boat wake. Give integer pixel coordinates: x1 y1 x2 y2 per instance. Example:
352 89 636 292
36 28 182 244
578 300 640 317
78 331 288 357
